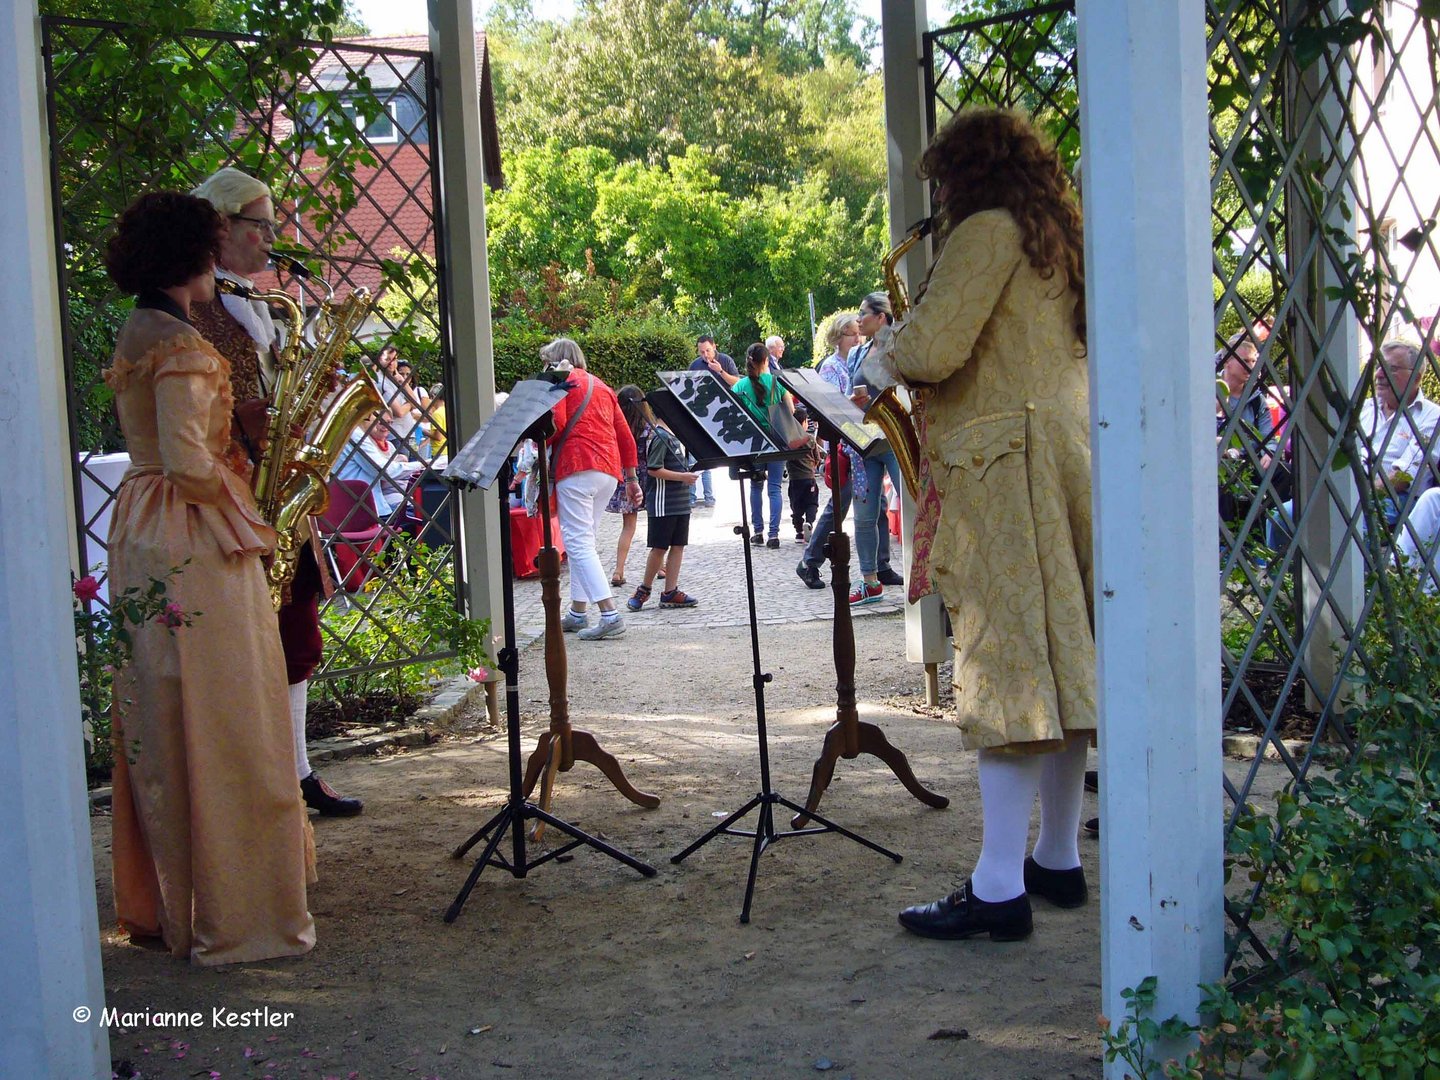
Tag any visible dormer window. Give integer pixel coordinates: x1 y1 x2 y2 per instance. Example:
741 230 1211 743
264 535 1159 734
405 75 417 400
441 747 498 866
344 98 399 145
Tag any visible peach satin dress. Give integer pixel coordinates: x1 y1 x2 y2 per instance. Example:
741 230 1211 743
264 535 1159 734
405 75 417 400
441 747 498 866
105 309 316 965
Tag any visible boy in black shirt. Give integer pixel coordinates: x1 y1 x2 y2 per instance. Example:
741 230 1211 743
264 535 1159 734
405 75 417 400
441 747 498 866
627 410 701 609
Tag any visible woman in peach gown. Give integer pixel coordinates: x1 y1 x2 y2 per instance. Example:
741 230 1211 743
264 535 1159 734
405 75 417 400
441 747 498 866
104 191 316 965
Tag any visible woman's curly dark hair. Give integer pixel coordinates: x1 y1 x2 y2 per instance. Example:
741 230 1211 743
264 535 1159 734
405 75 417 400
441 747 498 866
919 108 1086 348
104 191 223 296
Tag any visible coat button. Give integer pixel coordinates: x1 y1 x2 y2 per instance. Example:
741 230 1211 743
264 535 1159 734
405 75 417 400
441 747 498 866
1009 437 1024 450
972 454 985 467
1025 401 1036 412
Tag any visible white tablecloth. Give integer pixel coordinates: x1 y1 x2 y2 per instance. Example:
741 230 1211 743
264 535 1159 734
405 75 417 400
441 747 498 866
78 452 130 604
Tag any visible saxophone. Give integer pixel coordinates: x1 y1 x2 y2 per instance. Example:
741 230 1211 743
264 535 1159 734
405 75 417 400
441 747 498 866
217 277 383 610
862 218 933 500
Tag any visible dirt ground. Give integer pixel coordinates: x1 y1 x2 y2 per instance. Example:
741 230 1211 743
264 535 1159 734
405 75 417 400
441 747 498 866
90 608 1118 1080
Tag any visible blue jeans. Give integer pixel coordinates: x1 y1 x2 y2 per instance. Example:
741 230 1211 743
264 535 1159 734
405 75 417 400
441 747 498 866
1269 492 1404 553
801 479 853 569
693 469 715 504
749 460 785 537
853 449 901 575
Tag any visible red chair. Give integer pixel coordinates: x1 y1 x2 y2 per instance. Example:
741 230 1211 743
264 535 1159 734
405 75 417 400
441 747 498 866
317 479 391 592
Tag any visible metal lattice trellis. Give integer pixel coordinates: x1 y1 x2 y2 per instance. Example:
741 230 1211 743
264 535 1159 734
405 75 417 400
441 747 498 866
42 18 470 690
927 0 1440 977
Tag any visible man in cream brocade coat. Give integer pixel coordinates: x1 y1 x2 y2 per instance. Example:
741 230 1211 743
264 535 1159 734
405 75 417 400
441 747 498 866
892 207 1096 754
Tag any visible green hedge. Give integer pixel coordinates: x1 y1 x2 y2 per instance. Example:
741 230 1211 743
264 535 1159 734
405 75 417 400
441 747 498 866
358 320 694 400
1214 268 1277 346
492 322 694 393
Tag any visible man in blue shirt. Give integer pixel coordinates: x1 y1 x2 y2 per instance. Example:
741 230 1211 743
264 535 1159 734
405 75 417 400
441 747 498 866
687 335 739 505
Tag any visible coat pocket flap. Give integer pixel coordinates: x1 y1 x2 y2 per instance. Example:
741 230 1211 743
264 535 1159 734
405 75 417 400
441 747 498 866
940 412 1028 479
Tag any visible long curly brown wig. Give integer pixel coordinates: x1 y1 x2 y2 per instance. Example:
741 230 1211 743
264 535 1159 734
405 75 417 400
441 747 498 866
919 108 1086 348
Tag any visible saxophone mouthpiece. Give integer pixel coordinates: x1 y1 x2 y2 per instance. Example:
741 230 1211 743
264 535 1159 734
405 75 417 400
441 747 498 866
269 250 313 280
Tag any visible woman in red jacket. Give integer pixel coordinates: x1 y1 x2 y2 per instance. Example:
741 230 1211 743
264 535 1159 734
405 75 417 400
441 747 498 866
542 338 642 641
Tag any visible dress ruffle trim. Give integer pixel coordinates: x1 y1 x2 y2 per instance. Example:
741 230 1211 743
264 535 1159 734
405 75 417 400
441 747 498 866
104 332 232 396
211 467 278 557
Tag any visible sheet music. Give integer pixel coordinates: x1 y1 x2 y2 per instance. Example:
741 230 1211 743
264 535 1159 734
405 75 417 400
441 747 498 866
443 379 567 490
658 370 784 458
778 368 888 455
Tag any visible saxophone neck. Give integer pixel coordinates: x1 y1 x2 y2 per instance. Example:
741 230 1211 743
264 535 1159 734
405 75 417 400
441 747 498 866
882 217 933 320
214 277 304 333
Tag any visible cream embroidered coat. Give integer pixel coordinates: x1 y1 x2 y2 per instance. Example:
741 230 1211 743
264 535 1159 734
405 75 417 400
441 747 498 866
892 208 1096 752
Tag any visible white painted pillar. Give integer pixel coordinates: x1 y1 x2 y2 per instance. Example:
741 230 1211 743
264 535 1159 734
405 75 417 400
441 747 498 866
0 6 109 1079
428 0 504 652
880 0 948 696
1076 0 1224 1063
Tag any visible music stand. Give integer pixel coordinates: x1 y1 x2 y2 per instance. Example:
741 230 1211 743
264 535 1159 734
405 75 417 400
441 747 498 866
441 381 656 923
777 368 948 828
652 370 901 924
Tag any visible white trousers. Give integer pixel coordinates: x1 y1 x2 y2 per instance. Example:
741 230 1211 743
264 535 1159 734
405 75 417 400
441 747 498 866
556 469 617 606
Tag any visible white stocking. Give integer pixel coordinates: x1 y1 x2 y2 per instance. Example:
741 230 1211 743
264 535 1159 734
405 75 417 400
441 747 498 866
1032 734 1090 871
970 750 1043 902
289 679 312 781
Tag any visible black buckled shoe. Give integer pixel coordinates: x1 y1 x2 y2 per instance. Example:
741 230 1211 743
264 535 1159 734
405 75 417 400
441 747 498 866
898 880 1032 941
1023 856 1088 908
301 772 364 817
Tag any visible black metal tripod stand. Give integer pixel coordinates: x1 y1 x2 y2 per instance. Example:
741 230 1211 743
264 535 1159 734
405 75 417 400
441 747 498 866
669 463 901 923
445 460 656 924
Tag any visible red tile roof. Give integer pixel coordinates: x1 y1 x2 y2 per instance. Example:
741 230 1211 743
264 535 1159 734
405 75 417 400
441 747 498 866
286 32 502 301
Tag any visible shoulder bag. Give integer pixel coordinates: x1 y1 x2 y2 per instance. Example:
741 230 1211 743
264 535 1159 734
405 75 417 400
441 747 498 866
765 379 808 450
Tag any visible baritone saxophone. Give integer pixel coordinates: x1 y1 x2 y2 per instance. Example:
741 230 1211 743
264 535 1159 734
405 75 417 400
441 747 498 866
217 277 383 610
862 217 933 500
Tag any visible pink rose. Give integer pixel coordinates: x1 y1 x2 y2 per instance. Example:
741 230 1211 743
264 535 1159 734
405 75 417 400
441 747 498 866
73 575 101 602
157 601 185 628
467 666 490 683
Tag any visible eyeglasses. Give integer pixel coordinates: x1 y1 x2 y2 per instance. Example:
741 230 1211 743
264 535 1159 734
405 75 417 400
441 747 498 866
230 214 278 239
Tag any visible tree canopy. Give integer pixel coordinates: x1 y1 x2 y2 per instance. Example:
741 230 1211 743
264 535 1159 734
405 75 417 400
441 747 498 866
44 0 890 362
483 0 889 356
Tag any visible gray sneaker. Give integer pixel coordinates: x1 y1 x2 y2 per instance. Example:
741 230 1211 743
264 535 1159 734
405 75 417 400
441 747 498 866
561 610 589 633
578 614 626 640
